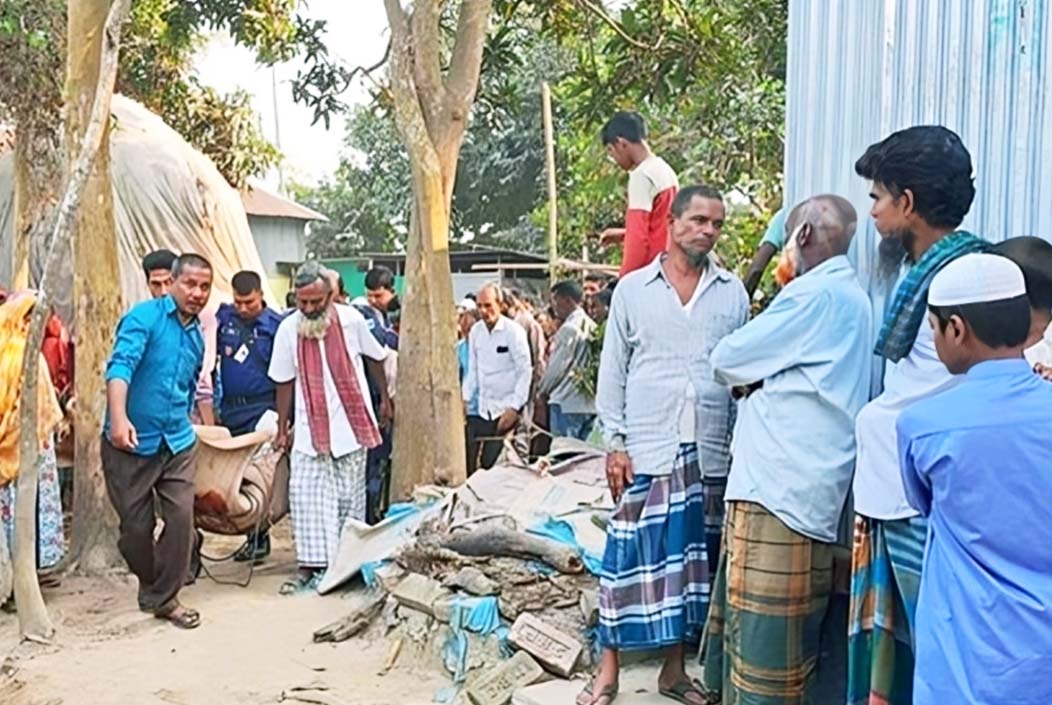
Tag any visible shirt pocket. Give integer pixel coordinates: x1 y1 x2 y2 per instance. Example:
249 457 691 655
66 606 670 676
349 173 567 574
702 313 741 356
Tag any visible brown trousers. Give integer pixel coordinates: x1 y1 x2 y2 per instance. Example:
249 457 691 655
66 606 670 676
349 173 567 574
101 437 197 612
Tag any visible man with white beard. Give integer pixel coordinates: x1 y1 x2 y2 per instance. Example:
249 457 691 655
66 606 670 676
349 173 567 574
269 261 392 594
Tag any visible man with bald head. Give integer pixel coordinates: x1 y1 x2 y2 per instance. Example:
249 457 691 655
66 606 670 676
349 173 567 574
462 283 532 475
699 195 872 703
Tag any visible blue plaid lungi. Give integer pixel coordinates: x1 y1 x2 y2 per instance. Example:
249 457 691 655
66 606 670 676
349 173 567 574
598 443 710 650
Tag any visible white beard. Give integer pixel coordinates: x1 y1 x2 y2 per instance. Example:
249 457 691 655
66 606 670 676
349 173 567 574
297 313 331 340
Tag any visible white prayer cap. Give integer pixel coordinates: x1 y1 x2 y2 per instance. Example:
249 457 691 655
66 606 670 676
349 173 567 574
928 253 1026 307
457 297 477 312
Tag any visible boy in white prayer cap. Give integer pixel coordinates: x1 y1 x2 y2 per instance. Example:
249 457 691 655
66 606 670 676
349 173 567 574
896 253 1052 705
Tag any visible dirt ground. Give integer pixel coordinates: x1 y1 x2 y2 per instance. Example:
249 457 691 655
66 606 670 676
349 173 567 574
0 523 450 705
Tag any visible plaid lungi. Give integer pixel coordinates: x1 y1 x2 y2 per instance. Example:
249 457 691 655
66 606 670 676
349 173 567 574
847 515 927 705
598 443 709 651
700 501 834 704
289 449 367 568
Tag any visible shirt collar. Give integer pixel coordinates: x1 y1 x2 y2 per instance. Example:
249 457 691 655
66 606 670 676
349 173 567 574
966 357 1031 379
161 294 199 329
643 253 731 287
488 315 508 332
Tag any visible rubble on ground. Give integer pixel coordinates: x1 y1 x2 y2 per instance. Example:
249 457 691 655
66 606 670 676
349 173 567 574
312 439 613 704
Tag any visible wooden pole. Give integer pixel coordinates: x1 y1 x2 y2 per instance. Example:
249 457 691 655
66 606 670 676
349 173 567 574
541 82 557 281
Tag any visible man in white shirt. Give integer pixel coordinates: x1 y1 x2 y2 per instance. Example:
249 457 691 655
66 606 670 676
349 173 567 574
462 283 532 475
269 262 392 594
849 126 986 705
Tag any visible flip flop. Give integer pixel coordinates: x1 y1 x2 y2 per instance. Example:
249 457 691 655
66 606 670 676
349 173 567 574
279 571 322 595
575 679 618 705
658 680 713 705
155 603 201 630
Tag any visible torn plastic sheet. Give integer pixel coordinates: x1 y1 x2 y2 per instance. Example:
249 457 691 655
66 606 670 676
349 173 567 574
440 596 502 685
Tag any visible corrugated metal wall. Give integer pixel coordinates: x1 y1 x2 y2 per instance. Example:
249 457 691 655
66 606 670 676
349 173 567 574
785 0 1052 290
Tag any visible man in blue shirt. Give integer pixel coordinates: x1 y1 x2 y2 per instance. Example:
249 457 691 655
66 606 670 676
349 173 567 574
101 253 213 630
354 266 399 524
214 270 283 563
897 253 1052 705
701 196 871 702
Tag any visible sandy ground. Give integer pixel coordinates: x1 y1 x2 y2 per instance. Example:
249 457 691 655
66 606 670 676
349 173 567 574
0 523 450 705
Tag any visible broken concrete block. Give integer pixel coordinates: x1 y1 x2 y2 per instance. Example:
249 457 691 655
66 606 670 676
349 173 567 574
467 651 545 705
432 594 456 624
443 566 501 596
507 613 584 677
391 572 450 616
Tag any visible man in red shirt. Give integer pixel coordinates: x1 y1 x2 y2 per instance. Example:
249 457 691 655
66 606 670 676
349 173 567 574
600 112 679 276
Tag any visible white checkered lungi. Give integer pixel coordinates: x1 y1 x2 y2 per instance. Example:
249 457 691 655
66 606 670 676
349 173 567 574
289 448 367 568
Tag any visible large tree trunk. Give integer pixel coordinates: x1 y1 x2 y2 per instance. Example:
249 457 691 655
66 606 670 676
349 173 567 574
13 0 131 640
64 0 125 574
384 0 491 500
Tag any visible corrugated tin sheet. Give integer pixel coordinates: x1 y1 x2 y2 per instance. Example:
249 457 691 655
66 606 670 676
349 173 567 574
785 0 1052 288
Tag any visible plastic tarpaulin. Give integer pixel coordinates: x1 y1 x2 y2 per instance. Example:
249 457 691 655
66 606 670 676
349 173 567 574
0 94 275 321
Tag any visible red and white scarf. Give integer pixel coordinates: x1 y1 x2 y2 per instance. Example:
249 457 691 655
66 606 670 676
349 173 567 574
297 307 381 454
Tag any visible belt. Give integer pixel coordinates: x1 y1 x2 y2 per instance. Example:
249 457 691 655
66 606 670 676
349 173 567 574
223 392 275 409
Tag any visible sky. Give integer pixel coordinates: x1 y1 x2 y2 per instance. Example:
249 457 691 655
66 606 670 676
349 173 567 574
193 1 633 192
194 1 390 190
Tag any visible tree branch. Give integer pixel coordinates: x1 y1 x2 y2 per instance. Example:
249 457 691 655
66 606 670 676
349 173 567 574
13 0 132 642
446 0 493 113
573 0 665 52
410 0 446 122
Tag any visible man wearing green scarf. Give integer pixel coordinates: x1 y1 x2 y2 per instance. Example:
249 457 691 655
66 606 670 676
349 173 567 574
848 126 987 705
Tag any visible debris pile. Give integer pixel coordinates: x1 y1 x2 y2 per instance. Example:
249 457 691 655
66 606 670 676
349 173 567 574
312 440 614 704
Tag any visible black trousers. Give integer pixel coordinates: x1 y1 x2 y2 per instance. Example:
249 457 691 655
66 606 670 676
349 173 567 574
465 416 505 476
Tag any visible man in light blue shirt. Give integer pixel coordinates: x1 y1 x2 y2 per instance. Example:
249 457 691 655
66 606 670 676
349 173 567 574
699 195 871 702
102 254 212 630
897 253 1052 705
589 185 748 705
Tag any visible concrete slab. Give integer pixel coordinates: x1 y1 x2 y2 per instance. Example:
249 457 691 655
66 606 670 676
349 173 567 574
467 650 545 705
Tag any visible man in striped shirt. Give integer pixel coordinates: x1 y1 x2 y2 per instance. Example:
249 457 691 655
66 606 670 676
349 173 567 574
599 111 679 277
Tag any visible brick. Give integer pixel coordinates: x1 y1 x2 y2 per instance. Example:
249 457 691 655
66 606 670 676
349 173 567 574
467 651 545 705
507 613 583 677
391 572 449 616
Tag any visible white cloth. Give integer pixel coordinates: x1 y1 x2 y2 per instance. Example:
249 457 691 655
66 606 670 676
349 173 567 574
928 253 1026 305
269 304 387 459
1025 322 1052 366
627 154 679 211
289 448 366 568
853 319 961 519
462 316 533 421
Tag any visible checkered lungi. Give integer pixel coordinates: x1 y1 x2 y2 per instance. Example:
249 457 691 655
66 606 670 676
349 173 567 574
289 448 367 568
700 501 834 704
598 443 710 651
846 514 927 705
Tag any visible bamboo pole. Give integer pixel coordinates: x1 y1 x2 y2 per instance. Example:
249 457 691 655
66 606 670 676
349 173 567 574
541 82 557 281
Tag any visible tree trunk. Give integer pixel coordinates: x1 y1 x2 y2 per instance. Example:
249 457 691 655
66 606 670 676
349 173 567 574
14 0 131 640
384 0 492 500
64 0 125 574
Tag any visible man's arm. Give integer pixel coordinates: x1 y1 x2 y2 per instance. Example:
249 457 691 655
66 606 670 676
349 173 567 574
365 357 393 428
710 289 822 387
104 308 152 449
274 381 294 450
509 325 533 411
268 318 297 450
462 327 479 405
744 242 778 296
595 288 631 450
537 325 574 397
106 379 137 451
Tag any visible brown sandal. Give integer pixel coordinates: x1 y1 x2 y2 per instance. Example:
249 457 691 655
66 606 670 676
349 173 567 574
576 679 618 705
155 603 201 629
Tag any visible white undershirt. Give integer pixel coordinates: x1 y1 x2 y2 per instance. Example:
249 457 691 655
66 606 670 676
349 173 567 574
677 266 709 442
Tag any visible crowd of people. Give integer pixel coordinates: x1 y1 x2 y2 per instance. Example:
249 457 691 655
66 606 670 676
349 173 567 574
2 106 1049 705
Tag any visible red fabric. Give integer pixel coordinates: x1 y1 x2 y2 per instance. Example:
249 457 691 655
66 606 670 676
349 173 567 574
619 186 677 276
297 307 381 454
41 314 73 399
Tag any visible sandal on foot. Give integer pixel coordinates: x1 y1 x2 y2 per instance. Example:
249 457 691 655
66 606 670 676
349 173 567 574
155 603 201 630
280 571 320 595
576 680 618 705
658 680 713 705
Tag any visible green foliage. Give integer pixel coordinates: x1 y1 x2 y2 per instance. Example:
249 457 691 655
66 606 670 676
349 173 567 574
571 318 605 399
0 0 65 131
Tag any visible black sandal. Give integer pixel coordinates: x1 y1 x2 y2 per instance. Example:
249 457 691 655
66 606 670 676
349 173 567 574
658 679 714 705
576 679 619 705
155 603 201 630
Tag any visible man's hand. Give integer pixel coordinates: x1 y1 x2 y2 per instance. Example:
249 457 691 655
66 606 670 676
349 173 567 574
606 451 634 503
273 426 292 452
496 408 520 435
110 416 139 452
599 227 626 247
1035 362 1052 382
378 397 394 429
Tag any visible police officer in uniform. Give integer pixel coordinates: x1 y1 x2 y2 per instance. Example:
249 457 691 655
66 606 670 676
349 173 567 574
215 270 284 562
